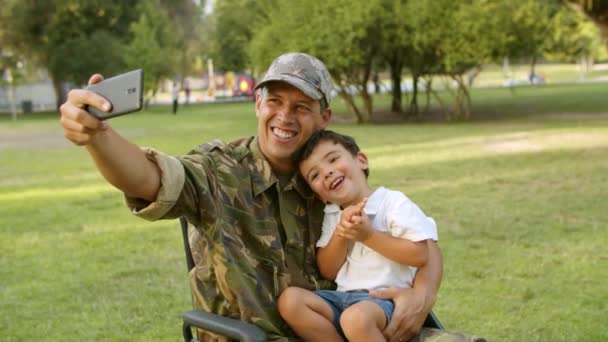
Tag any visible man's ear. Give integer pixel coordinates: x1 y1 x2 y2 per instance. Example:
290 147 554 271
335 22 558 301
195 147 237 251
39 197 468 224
254 93 262 117
319 108 332 129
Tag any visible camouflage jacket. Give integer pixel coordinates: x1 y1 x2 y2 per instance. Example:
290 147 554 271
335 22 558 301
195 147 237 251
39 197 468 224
126 136 335 341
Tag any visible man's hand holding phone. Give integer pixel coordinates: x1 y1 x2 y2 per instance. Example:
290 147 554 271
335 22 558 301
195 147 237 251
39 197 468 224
60 70 143 146
60 74 111 146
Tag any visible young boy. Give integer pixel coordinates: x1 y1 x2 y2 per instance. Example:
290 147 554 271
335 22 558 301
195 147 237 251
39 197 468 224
278 130 438 342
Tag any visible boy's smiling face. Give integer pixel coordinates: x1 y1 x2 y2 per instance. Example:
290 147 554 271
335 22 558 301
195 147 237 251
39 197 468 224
299 140 370 207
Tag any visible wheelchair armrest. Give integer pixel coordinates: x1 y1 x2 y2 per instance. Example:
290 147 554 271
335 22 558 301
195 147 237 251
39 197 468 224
182 309 442 342
424 311 444 330
182 310 267 342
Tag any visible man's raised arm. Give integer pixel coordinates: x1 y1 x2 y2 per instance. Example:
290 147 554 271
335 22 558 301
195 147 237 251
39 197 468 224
60 74 161 202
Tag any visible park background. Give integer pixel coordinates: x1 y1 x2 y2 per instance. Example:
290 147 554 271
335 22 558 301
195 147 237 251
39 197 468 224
1 0 607 341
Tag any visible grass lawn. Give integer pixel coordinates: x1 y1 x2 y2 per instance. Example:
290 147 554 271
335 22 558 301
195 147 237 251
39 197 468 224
1 83 607 341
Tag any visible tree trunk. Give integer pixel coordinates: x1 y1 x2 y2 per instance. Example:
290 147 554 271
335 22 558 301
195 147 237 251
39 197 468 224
431 89 452 122
338 90 364 124
51 76 67 111
466 67 480 88
424 77 433 114
359 59 373 122
529 55 537 84
408 74 420 117
389 54 403 113
602 25 608 50
360 90 373 122
461 81 472 120
452 75 472 120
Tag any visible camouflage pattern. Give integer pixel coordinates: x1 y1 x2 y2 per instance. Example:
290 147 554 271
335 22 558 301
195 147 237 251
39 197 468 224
255 52 334 107
159 136 334 341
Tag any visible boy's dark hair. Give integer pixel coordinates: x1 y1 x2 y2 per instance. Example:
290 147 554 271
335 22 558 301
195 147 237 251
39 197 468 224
292 129 369 178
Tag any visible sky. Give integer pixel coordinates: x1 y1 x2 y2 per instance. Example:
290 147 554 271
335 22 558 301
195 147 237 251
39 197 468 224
194 0 214 14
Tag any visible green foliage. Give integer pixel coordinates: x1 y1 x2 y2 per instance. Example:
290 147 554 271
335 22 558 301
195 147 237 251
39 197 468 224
0 0 205 106
545 5 607 61
48 31 126 86
0 0 138 94
159 0 206 77
249 0 384 122
566 0 608 18
1 0 606 120
208 0 269 72
38 1 139 83
124 1 178 95
496 0 559 62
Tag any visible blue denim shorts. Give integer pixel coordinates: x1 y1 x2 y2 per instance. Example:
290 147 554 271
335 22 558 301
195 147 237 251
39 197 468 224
314 289 394 335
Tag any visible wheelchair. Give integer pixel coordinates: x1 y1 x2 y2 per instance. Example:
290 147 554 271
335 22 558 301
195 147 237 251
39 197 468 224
179 217 444 342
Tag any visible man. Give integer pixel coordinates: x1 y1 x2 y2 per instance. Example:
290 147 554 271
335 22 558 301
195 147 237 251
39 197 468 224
59 53 450 341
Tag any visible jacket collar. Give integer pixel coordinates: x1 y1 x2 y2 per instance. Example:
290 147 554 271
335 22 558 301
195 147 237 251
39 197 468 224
248 136 314 199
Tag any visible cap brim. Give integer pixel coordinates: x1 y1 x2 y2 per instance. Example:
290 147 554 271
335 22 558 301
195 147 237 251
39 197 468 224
254 75 323 102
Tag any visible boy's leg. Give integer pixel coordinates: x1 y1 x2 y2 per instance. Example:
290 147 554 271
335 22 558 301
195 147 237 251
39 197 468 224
278 287 344 342
340 300 389 342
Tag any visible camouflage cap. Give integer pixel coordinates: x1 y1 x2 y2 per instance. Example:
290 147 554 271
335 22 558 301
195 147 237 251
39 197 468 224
255 52 333 106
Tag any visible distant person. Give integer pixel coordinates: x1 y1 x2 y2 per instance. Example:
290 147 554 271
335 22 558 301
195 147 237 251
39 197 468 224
184 81 191 106
172 82 179 114
279 130 437 342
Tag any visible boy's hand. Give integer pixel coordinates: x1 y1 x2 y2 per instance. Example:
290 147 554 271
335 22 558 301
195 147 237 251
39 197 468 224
336 198 373 242
339 198 367 223
342 213 373 242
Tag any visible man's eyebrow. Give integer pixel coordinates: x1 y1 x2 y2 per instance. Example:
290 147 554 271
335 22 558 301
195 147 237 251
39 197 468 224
296 98 315 105
267 91 282 98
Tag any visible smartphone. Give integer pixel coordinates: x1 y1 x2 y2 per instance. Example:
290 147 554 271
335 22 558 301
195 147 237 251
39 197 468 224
85 69 144 120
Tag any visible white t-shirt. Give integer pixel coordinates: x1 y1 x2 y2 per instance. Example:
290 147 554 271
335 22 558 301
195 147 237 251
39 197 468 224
316 187 438 292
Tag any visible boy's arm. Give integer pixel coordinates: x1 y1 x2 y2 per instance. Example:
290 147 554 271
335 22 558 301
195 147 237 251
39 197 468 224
316 204 364 280
316 233 348 280
362 232 428 268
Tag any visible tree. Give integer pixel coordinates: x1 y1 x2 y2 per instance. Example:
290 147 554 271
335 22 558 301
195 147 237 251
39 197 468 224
249 0 383 123
124 0 179 104
159 0 206 78
1 0 204 109
377 0 413 114
208 0 269 72
545 5 606 78
1 0 140 108
566 0 608 46
496 0 560 81
434 0 507 120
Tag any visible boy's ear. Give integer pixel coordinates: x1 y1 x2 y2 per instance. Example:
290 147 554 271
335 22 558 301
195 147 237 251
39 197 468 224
357 151 369 170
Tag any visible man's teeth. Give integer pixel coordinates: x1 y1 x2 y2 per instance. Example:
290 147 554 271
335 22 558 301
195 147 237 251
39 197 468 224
273 128 295 139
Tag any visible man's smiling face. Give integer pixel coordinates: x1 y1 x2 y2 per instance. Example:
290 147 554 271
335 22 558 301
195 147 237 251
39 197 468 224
255 82 331 173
